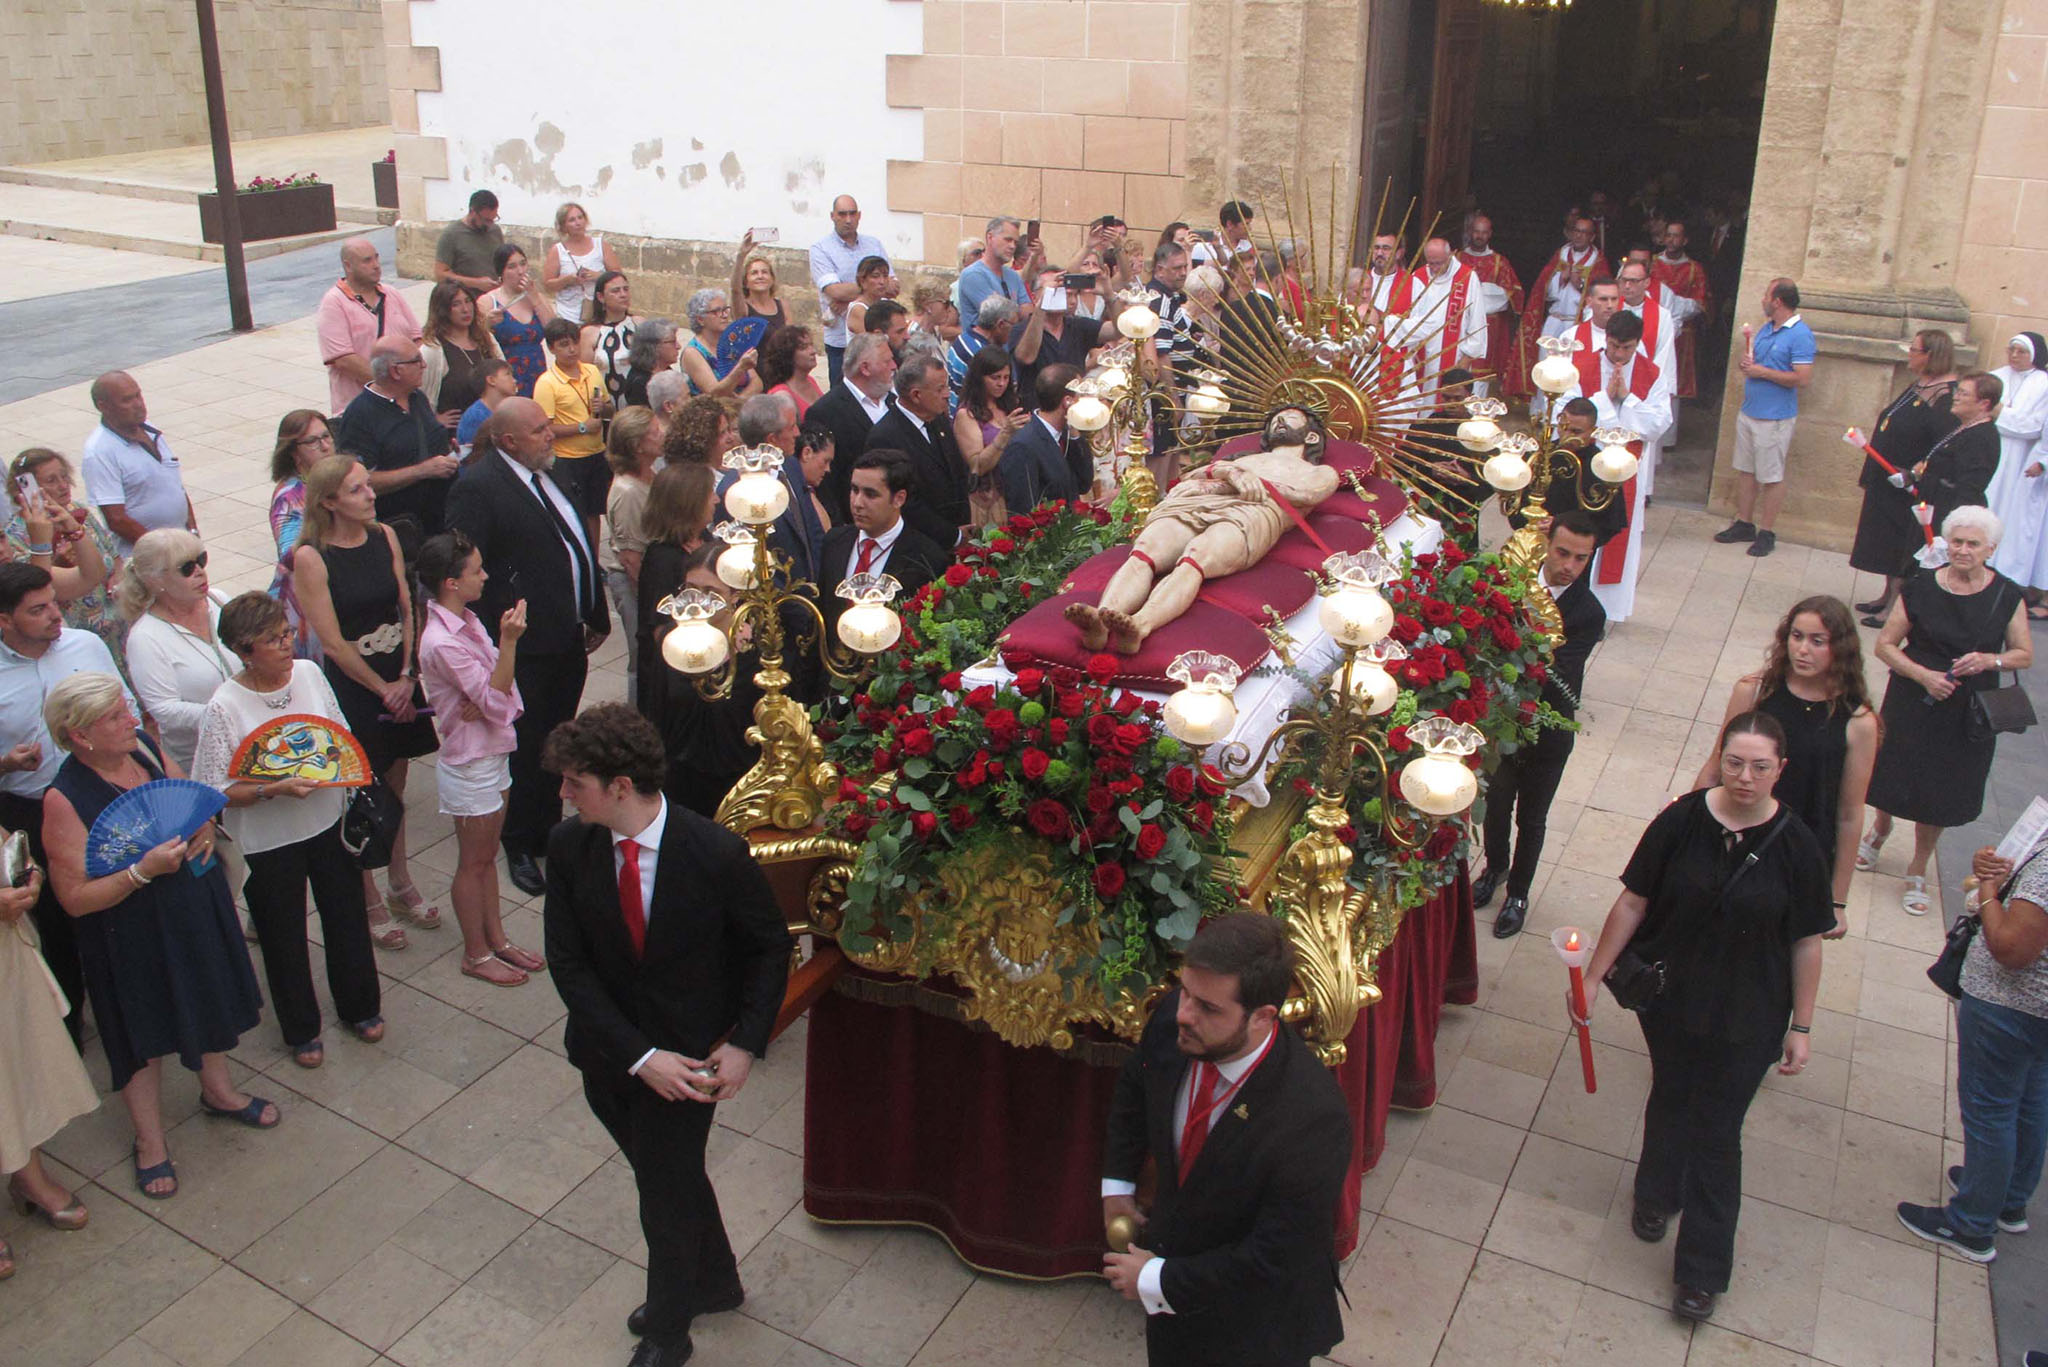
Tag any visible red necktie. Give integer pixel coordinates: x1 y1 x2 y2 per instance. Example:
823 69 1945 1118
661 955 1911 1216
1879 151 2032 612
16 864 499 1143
616 838 646 957
854 537 877 575
1178 1062 1221 1183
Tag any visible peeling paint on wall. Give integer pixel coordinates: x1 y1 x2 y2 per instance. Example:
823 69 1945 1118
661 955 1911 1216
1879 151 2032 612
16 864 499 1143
488 138 566 195
680 163 707 188
719 152 745 190
594 165 613 191
631 138 663 169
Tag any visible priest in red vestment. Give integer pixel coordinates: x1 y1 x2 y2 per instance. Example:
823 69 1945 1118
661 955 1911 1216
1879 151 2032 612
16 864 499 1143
1650 222 1712 400
1458 214 1524 399
1515 215 1609 401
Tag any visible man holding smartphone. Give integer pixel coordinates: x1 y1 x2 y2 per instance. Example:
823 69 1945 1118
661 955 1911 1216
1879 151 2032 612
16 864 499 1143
1022 266 1105 391
956 216 1040 327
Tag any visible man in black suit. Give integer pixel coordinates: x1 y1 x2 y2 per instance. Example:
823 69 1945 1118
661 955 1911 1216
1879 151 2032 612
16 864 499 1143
868 352 970 548
445 397 609 894
1102 914 1351 1367
999 362 1095 513
818 449 948 642
541 705 791 1366
809 333 898 524
1477 511 1607 937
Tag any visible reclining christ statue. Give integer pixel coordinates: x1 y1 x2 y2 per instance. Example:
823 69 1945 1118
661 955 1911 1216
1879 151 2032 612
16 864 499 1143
1066 405 1341 654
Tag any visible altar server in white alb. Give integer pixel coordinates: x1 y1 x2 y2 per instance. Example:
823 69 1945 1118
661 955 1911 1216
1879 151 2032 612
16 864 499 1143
1615 261 1678 499
1988 333 2048 599
1558 310 1670 623
1388 238 1489 406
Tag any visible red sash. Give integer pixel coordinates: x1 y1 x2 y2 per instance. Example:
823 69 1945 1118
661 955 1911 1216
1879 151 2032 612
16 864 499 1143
1635 297 1663 358
1375 271 1417 401
1566 352 1659 588
1413 264 1476 387
1572 347 1660 403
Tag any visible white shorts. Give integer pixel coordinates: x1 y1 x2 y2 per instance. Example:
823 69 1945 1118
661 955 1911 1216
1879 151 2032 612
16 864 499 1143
1733 413 1794 483
437 752 511 818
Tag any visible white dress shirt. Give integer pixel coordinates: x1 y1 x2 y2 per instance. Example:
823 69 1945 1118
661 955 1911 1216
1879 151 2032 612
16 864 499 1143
1100 1024 1279 1316
847 516 906 582
615 796 669 1077
852 385 892 426
500 451 595 613
0 628 132 796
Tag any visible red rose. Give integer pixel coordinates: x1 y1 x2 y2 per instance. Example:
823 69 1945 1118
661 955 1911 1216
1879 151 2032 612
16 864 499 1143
964 685 996 712
1014 668 1046 696
1019 583 1035 601
944 564 973 588
1388 726 1412 753
1025 799 1070 839
1337 823 1358 844
1056 688 1086 718
1422 600 1454 627
1197 765 1228 797
1020 748 1051 780
938 672 962 692
948 804 976 832
992 537 1017 554
1189 800 1216 833
1092 862 1127 899
1087 811 1120 843
1007 515 1033 534
1135 824 1167 860
1086 786 1115 814
1424 824 1460 859
838 777 863 802
1528 662 1548 683
900 728 934 757
1415 553 1439 571
1112 690 1143 717
1049 718 1070 744
960 756 988 789
1087 653 1119 684
1086 713 1120 747
1494 626 1522 651
1109 722 1146 757
985 706 1019 736
911 811 938 840
1052 666 1082 689
1457 607 1482 630
1449 699 1482 725
1165 766 1196 802
1391 615 1422 644
1111 776 1142 796
844 812 872 837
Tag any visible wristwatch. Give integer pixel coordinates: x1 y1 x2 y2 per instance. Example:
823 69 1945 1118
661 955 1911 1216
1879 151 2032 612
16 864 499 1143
576 420 588 435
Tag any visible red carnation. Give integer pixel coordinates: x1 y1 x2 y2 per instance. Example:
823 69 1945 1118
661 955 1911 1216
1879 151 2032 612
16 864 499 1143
911 811 938 841
1415 553 1439 571
1449 699 1482 725
1165 766 1196 802
1087 653 1119 684
837 777 863 802
1025 798 1070 839
1494 625 1522 651
1007 515 1034 534
948 804 976 832
844 812 872 837
1092 862 1127 899
1528 662 1548 683
900 728 934 757
988 758 1005 777
1020 748 1051 781
1014 667 1046 696
1019 583 1035 601
1135 824 1167 860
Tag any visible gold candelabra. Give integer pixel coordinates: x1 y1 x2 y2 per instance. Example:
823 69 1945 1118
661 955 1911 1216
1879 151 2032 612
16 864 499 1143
655 446 904 834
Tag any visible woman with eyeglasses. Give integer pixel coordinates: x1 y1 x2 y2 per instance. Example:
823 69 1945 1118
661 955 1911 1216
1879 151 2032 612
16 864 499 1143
1848 329 1959 626
5 447 117 671
480 245 555 396
118 530 233 777
678 289 760 400
192 593 381 1069
1579 711 1832 1325
292 456 439 948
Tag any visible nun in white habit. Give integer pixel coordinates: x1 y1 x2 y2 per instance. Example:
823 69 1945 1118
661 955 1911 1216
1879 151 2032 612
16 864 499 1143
1987 332 2048 604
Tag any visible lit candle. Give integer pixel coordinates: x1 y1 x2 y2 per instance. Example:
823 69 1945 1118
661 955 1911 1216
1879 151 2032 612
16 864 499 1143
1551 926 1598 1094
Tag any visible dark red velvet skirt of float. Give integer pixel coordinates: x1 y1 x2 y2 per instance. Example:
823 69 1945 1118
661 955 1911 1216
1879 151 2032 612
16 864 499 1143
801 868 1477 1278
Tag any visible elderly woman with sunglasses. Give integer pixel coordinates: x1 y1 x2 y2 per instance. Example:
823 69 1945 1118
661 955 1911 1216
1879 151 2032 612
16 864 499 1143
118 529 234 776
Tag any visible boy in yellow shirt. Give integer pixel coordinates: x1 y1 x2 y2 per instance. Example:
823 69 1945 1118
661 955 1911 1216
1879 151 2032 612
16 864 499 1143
533 317 613 535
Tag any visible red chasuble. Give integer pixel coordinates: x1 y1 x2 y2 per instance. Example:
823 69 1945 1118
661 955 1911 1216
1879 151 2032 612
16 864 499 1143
1650 255 1712 399
1457 248 1525 395
1373 270 1419 402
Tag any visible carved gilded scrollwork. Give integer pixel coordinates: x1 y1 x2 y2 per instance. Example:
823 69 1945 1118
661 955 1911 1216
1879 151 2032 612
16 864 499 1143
1499 522 1564 646
1264 794 1382 1065
715 687 841 836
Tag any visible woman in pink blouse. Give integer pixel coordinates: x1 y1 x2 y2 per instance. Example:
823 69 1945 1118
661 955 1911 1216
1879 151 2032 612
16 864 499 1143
414 531 543 986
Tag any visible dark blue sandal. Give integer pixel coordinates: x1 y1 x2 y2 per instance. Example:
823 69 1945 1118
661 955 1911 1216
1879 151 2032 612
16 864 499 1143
133 1147 177 1200
201 1094 279 1129
345 1016 385 1043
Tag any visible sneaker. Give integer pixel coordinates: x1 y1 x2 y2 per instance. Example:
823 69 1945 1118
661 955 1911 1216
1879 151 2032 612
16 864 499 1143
1947 1164 2029 1233
1896 1201 1995 1262
1747 530 1777 558
1713 520 1756 544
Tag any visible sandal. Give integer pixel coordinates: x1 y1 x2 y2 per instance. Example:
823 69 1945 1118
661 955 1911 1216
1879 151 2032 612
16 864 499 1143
133 1145 178 1200
386 880 443 930
292 1039 324 1069
1902 875 1931 916
463 952 528 987
1856 832 1886 872
494 941 546 973
345 1015 386 1044
365 898 409 951
200 1093 280 1129
9 1178 88 1231
0 1237 12 1280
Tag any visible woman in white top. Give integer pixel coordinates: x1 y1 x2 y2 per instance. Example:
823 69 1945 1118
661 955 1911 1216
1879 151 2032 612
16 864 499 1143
192 592 383 1071
1988 333 2048 608
119 529 233 774
578 270 638 404
544 202 621 325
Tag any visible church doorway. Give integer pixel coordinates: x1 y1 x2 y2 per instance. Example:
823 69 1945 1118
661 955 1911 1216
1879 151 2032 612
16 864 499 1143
1359 0 1779 506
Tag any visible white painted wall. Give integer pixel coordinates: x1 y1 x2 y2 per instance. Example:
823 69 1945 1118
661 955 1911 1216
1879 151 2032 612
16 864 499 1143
412 0 925 260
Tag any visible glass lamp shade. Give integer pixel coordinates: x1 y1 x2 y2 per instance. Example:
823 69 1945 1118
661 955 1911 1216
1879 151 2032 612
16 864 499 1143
1068 395 1112 432
715 541 759 590
1457 417 1502 452
1187 383 1229 418
1483 452 1534 491
1163 683 1239 745
837 601 902 654
1317 586 1393 647
1096 365 1131 395
1531 355 1579 395
662 618 731 675
1399 752 1478 816
1343 659 1401 715
1117 305 1161 340
724 469 790 525
1590 443 1639 484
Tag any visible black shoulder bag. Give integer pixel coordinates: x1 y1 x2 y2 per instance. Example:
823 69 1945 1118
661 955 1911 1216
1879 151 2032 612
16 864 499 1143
1968 583 2034 737
1605 810 1791 1012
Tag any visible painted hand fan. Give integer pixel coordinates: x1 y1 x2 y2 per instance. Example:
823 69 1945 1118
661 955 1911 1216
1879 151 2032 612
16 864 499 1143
83 779 228 877
226 714 372 788
715 316 770 376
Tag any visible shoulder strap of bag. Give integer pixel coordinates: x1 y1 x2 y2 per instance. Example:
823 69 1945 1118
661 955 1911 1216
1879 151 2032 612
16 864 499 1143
1655 805 1794 964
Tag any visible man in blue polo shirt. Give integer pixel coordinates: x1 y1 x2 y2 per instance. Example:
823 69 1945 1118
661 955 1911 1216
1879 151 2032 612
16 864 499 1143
1714 276 1815 557
956 216 1038 326
810 196 889 388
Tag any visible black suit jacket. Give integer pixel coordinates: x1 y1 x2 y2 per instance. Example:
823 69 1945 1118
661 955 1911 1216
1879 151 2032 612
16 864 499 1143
869 407 971 548
1549 574 1606 716
444 452 609 655
810 382 885 524
999 415 1092 514
817 521 948 640
1103 994 1350 1366
543 804 793 1079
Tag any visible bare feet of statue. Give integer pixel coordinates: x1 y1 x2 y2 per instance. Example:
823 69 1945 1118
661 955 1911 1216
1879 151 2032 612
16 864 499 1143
1065 602 1108 650
1100 609 1144 655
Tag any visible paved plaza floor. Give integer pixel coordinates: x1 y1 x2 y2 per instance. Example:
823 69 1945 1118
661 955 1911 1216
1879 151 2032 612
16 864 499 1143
0 213 2029 1367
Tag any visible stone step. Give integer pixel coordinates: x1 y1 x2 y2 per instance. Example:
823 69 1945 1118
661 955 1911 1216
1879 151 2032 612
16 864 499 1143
0 163 394 227
0 179 378 264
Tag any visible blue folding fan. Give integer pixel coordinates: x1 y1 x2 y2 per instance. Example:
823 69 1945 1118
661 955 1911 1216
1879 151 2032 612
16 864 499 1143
84 779 228 878
715 316 771 377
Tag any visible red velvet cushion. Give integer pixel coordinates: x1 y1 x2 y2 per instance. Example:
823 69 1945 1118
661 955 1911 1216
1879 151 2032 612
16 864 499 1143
997 594 1273 690
1196 558 1316 620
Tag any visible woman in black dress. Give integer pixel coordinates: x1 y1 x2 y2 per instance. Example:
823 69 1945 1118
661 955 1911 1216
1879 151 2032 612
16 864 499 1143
633 462 718 717
1864 504 2035 914
1849 329 1958 626
40 673 273 1200
292 456 440 949
1695 595 1879 935
1580 711 1833 1324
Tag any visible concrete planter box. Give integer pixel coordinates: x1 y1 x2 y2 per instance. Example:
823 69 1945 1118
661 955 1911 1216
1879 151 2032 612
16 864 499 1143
372 160 399 209
198 182 337 244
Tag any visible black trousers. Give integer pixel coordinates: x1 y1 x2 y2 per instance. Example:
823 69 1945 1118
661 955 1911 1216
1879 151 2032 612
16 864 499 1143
1634 1011 1782 1292
583 1071 741 1343
505 648 589 860
1481 729 1574 899
242 821 379 1046
0 789 82 1048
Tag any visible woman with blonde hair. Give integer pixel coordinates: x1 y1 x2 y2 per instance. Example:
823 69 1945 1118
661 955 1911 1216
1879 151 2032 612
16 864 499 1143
119 528 232 775
544 201 621 324
420 280 501 430
728 233 788 333
603 407 664 703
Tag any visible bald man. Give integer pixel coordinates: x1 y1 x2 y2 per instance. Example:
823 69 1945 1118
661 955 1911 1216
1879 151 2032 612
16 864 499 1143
332 333 458 534
1389 237 1488 399
810 195 890 387
81 371 197 554
316 236 422 414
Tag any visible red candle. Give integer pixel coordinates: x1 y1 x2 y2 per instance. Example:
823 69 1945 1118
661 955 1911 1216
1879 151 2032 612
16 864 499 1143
1564 930 1598 1094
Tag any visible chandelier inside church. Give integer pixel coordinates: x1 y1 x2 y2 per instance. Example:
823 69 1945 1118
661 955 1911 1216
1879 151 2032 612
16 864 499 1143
1483 0 1571 11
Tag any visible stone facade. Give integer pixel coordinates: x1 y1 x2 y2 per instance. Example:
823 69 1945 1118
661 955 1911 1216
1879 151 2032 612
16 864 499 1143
2 0 389 164
1957 0 2048 361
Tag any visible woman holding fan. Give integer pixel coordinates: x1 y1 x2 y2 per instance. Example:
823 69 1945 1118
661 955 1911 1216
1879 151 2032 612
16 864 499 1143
41 671 270 1199
192 592 381 1069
